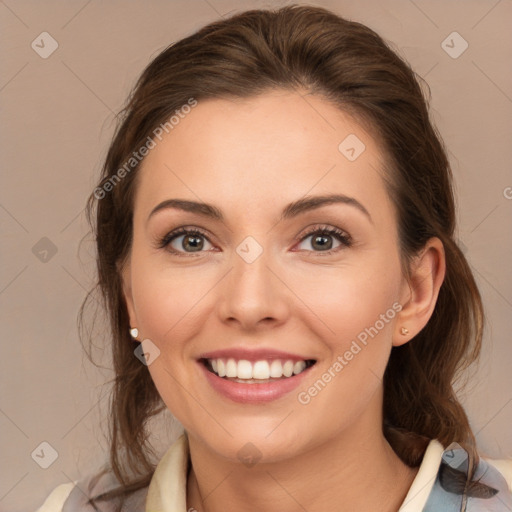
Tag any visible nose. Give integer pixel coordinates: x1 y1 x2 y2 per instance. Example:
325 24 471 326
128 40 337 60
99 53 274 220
217 248 291 331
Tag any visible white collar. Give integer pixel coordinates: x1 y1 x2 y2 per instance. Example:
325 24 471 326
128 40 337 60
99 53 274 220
146 434 445 512
398 439 445 511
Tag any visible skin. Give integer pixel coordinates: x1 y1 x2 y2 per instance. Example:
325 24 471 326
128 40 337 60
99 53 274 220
121 89 446 512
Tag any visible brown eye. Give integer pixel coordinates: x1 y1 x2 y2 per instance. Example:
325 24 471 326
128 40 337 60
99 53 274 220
177 233 206 252
311 233 334 251
296 226 352 253
159 228 214 255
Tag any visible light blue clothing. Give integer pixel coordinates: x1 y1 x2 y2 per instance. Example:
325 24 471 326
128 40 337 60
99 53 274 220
424 441 512 511
37 434 512 511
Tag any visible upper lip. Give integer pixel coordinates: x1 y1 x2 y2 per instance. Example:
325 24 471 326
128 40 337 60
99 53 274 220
198 348 315 362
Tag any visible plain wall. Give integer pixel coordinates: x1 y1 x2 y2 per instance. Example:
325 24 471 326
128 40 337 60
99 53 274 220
0 1 511 510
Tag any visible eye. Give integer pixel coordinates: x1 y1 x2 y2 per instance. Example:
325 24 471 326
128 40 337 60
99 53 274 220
295 225 352 254
157 224 352 257
158 227 214 256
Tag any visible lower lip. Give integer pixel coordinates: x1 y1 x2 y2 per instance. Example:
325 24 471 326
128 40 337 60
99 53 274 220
199 361 313 403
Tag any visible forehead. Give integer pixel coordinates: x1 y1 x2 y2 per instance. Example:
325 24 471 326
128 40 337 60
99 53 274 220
134 90 393 223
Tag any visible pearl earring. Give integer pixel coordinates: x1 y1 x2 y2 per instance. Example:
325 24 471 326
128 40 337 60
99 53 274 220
130 327 139 339
400 327 409 335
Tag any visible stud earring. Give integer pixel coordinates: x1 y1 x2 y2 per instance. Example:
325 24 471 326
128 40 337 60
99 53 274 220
130 327 139 339
400 327 409 335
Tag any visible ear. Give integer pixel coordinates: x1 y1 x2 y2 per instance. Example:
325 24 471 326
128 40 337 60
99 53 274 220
120 257 137 329
393 237 446 347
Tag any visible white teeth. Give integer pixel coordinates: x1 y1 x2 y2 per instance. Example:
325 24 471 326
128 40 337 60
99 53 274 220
237 360 253 379
217 359 226 377
226 358 237 378
283 360 294 377
269 360 283 378
252 361 270 379
207 358 310 380
293 361 306 375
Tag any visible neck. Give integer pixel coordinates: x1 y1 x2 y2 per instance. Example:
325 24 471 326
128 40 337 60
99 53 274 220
186 400 419 512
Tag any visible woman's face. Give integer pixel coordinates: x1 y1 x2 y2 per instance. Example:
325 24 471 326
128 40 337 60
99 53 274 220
122 90 411 463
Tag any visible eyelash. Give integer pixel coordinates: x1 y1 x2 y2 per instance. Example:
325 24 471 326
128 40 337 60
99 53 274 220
157 225 352 257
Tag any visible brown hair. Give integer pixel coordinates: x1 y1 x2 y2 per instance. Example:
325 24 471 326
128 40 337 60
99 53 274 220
79 4 483 508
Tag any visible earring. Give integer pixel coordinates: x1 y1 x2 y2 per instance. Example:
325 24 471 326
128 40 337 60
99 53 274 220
400 327 409 335
130 327 139 339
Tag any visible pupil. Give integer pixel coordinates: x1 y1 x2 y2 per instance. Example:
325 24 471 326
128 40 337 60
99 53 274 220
184 235 203 251
313 234 332 251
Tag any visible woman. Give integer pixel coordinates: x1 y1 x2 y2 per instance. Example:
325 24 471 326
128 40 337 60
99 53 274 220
37 4 512 511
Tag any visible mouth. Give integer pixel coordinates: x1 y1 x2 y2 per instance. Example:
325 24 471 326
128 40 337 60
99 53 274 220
199 357 317 384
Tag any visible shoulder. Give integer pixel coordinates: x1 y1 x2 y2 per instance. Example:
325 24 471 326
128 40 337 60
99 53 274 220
423 443 512 511
485 456 512 491
35 468 147 512
35 483 76 512
401 440 512 511
34 434 189 512
35 467 114 512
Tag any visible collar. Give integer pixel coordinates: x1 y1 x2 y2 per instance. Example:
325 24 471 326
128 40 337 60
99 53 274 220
145 434 445 512
146 432 189 512
398 439 445 511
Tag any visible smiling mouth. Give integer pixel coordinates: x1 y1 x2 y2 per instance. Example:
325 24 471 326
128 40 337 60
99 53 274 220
200 357 316 383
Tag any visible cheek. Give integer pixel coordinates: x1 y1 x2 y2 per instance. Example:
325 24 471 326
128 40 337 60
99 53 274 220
132 262 211 426
289 255 401 349
130 256 215 347
290 256 401 410
294 273 399 433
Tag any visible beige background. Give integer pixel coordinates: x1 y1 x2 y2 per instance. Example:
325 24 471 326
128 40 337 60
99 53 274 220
0 0 511 510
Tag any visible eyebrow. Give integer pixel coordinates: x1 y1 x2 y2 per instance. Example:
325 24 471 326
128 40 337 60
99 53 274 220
147 194 372 224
